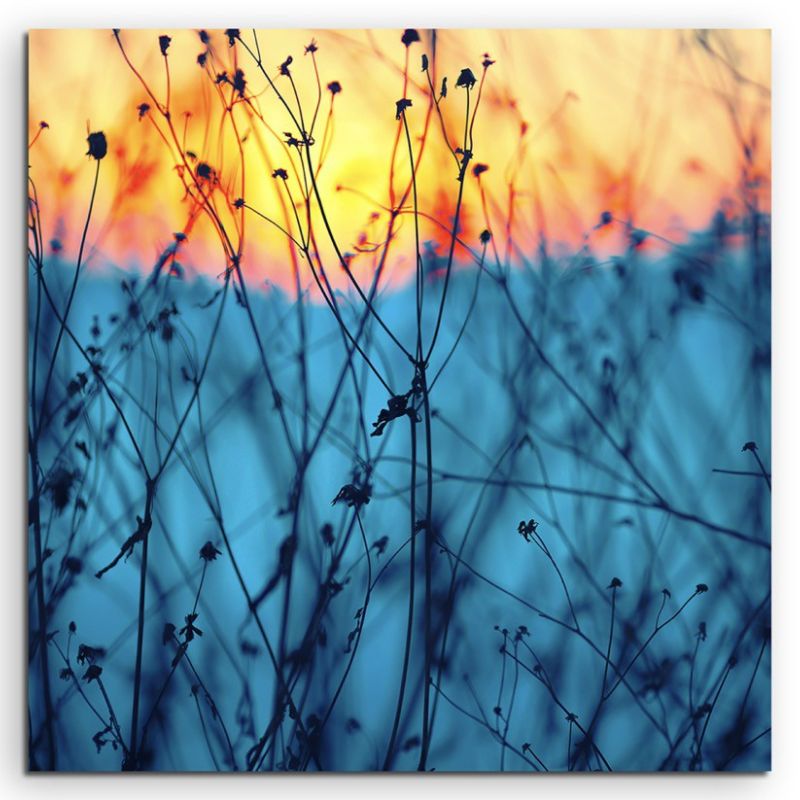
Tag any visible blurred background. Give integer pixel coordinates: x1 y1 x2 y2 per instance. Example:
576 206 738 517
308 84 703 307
27 28 771 772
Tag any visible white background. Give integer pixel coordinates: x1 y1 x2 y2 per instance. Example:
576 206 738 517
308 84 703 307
3 1 797 798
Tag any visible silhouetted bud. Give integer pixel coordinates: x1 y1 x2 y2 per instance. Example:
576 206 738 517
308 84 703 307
199 541 222 562
456 68 477 89
232 69 246 98
395 98 413 120
83 664 103 683
86 131 107 160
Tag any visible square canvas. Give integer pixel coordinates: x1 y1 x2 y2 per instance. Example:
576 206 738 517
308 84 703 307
27 28 771 772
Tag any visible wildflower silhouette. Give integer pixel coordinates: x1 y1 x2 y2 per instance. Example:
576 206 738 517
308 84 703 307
86 131 107 160
395 98 413 120
456 68 477 89
199 542 222 562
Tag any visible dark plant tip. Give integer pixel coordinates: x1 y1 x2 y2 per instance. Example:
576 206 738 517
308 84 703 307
456 68 477 89
421 54 429 72
473 163 489 177
482 53 496 68
305 39 318 54
199 541 222 562
696 583 709 593
233 197 245 208
327 80 342 95
599 210 613 226
158 35 171 56
272 168 289 180
86 131 107 160
224 29 240 47
608 577 623 589
517 518 539 542
395 98 413 120
480 229 491 245
742 441 758 452
83 664 103 683
233 69 246 98
401 29 421 47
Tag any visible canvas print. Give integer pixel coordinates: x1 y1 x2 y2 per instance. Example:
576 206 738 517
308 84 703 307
27 28 771 772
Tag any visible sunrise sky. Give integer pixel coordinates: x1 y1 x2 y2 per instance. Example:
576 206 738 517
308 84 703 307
28 28 771 291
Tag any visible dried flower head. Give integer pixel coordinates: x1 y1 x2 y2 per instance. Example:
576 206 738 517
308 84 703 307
395 98 413 120
456 68 477 89
86 131 107 160
401 29 421 47
83 664 103 683
199 541 222 562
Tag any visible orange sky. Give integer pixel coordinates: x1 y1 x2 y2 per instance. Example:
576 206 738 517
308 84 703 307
28 29 771 291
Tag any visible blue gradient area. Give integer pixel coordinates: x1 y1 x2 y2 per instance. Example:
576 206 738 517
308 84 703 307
28 220 770 772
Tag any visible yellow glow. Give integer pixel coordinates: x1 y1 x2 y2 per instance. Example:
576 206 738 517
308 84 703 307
28 29 771 290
